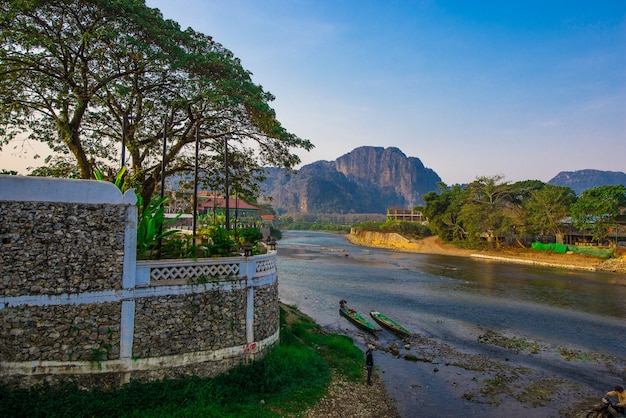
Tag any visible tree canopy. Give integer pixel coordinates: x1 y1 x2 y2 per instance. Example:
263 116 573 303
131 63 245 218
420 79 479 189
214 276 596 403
0 0 313 203
570 185 626 243
423 175 626 248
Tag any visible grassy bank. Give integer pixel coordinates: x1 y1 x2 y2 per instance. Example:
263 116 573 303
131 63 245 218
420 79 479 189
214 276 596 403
0 305 365 418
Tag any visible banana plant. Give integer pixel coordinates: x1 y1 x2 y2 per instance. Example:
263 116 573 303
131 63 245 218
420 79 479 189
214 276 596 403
94 167 127 190
136 194 181 258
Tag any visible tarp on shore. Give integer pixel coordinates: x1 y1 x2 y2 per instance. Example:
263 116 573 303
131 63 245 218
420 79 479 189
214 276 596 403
531 242 615 259
531 242 567 254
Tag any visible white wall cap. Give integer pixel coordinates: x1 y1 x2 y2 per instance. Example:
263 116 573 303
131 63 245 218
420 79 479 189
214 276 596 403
0 175 136 205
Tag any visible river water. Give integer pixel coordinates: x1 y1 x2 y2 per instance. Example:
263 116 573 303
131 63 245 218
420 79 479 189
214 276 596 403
276 231 626 418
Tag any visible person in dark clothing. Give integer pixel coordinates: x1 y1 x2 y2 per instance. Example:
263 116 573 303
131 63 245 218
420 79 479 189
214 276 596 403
366 344 374 385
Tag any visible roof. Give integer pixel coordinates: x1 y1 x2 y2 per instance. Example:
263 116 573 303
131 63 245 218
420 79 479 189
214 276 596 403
197 197 259 211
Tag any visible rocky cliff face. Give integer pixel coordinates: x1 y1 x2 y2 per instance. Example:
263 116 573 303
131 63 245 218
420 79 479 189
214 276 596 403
260 146 441 214
334 146 440 208
548 169 626 195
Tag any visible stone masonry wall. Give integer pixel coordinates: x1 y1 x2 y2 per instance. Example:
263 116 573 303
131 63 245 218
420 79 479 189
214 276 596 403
132 286 248 357
1 302 121 362
0 176 279 389
0 201 126 297
254 281 279 341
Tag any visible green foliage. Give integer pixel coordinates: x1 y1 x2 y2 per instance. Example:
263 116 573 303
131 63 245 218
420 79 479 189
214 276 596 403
1 0 312 206
423 177 571 250
275 219 352 232
94 167 185 259
269 225 282 240
570 184 626 243
353 219 431 240
458 175 514 248
136 194 181 258
94 167 129 192
201 226 237 257
0 305 364 417
28 156 81 179
239 227 262 245
380 220 430 239
160 233 203 259
421 177 626 250
422 183 466 242
523 184 577 236
353 220 384 231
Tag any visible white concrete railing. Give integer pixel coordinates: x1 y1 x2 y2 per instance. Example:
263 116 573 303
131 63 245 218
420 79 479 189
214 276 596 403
135 252 277 285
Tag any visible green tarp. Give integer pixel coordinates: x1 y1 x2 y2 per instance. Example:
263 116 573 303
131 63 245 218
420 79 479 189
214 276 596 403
530 242 567 254
568 245 615 259
531 242 615 259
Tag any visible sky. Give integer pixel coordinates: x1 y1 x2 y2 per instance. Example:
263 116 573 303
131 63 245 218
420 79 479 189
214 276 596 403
1 1 624 185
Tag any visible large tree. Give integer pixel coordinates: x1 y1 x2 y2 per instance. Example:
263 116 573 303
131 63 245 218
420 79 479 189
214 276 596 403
570 185 626 244
0 0 312 203
523 184 577 237
457 175 514 248
422 182 466 242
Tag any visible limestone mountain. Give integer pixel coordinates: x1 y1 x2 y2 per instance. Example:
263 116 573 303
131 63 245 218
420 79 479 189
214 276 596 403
260 146 441 214
548 169 626 195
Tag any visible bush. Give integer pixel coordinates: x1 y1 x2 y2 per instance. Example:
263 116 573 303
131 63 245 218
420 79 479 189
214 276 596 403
354 220 431 240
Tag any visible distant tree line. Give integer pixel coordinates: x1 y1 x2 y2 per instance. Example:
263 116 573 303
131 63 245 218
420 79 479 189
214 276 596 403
275 212 386 233
351 219 431 240
420 175 626 249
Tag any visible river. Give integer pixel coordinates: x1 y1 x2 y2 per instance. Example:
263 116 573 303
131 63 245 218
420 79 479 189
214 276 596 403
276 231 626 418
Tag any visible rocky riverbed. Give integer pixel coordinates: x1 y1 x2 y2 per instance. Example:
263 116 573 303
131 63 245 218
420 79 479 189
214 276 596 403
302 324 625 418
298 234 626 417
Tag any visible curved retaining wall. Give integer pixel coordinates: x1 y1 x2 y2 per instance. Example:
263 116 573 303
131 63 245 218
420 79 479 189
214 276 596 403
0 176 279 389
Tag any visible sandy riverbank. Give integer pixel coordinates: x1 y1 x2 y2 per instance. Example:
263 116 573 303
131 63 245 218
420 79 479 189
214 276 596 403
345 234 626 278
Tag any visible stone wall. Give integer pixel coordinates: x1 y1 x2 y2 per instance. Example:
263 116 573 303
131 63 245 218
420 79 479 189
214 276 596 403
132 288 248 357
0 201 126 296
1 302 122 362
0 176 279 389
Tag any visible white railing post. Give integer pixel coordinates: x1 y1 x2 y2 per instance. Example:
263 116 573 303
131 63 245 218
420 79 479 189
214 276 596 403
245 258 256 344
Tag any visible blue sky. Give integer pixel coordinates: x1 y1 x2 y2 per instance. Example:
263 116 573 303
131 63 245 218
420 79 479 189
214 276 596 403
145 0 625 185
2 1 624 185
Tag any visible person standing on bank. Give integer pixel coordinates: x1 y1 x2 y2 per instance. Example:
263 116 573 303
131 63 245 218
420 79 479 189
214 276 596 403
366 344 374 385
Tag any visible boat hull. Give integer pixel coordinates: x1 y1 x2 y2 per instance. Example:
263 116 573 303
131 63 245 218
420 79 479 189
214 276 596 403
340 307 381 333
369 310 412 337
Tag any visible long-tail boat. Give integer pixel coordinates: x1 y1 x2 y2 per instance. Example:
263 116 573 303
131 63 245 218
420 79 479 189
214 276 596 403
369 310 412 337
339 300 381 333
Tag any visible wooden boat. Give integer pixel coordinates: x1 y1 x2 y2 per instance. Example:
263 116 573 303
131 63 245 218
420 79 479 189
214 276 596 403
369 310 412 337
339 301 381 333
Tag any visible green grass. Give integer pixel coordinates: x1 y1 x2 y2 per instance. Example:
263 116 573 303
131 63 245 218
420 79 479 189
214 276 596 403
0 305 363 418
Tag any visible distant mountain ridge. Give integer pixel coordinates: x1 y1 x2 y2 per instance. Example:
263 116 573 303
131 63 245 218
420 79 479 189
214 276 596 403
259 148 626 215
165 149 623 215
260 146 441 214
548 169 626 195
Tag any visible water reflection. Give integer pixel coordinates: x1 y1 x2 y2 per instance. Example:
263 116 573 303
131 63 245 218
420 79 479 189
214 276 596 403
414 254 626 318
277 231 626 417
278 230 625 340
